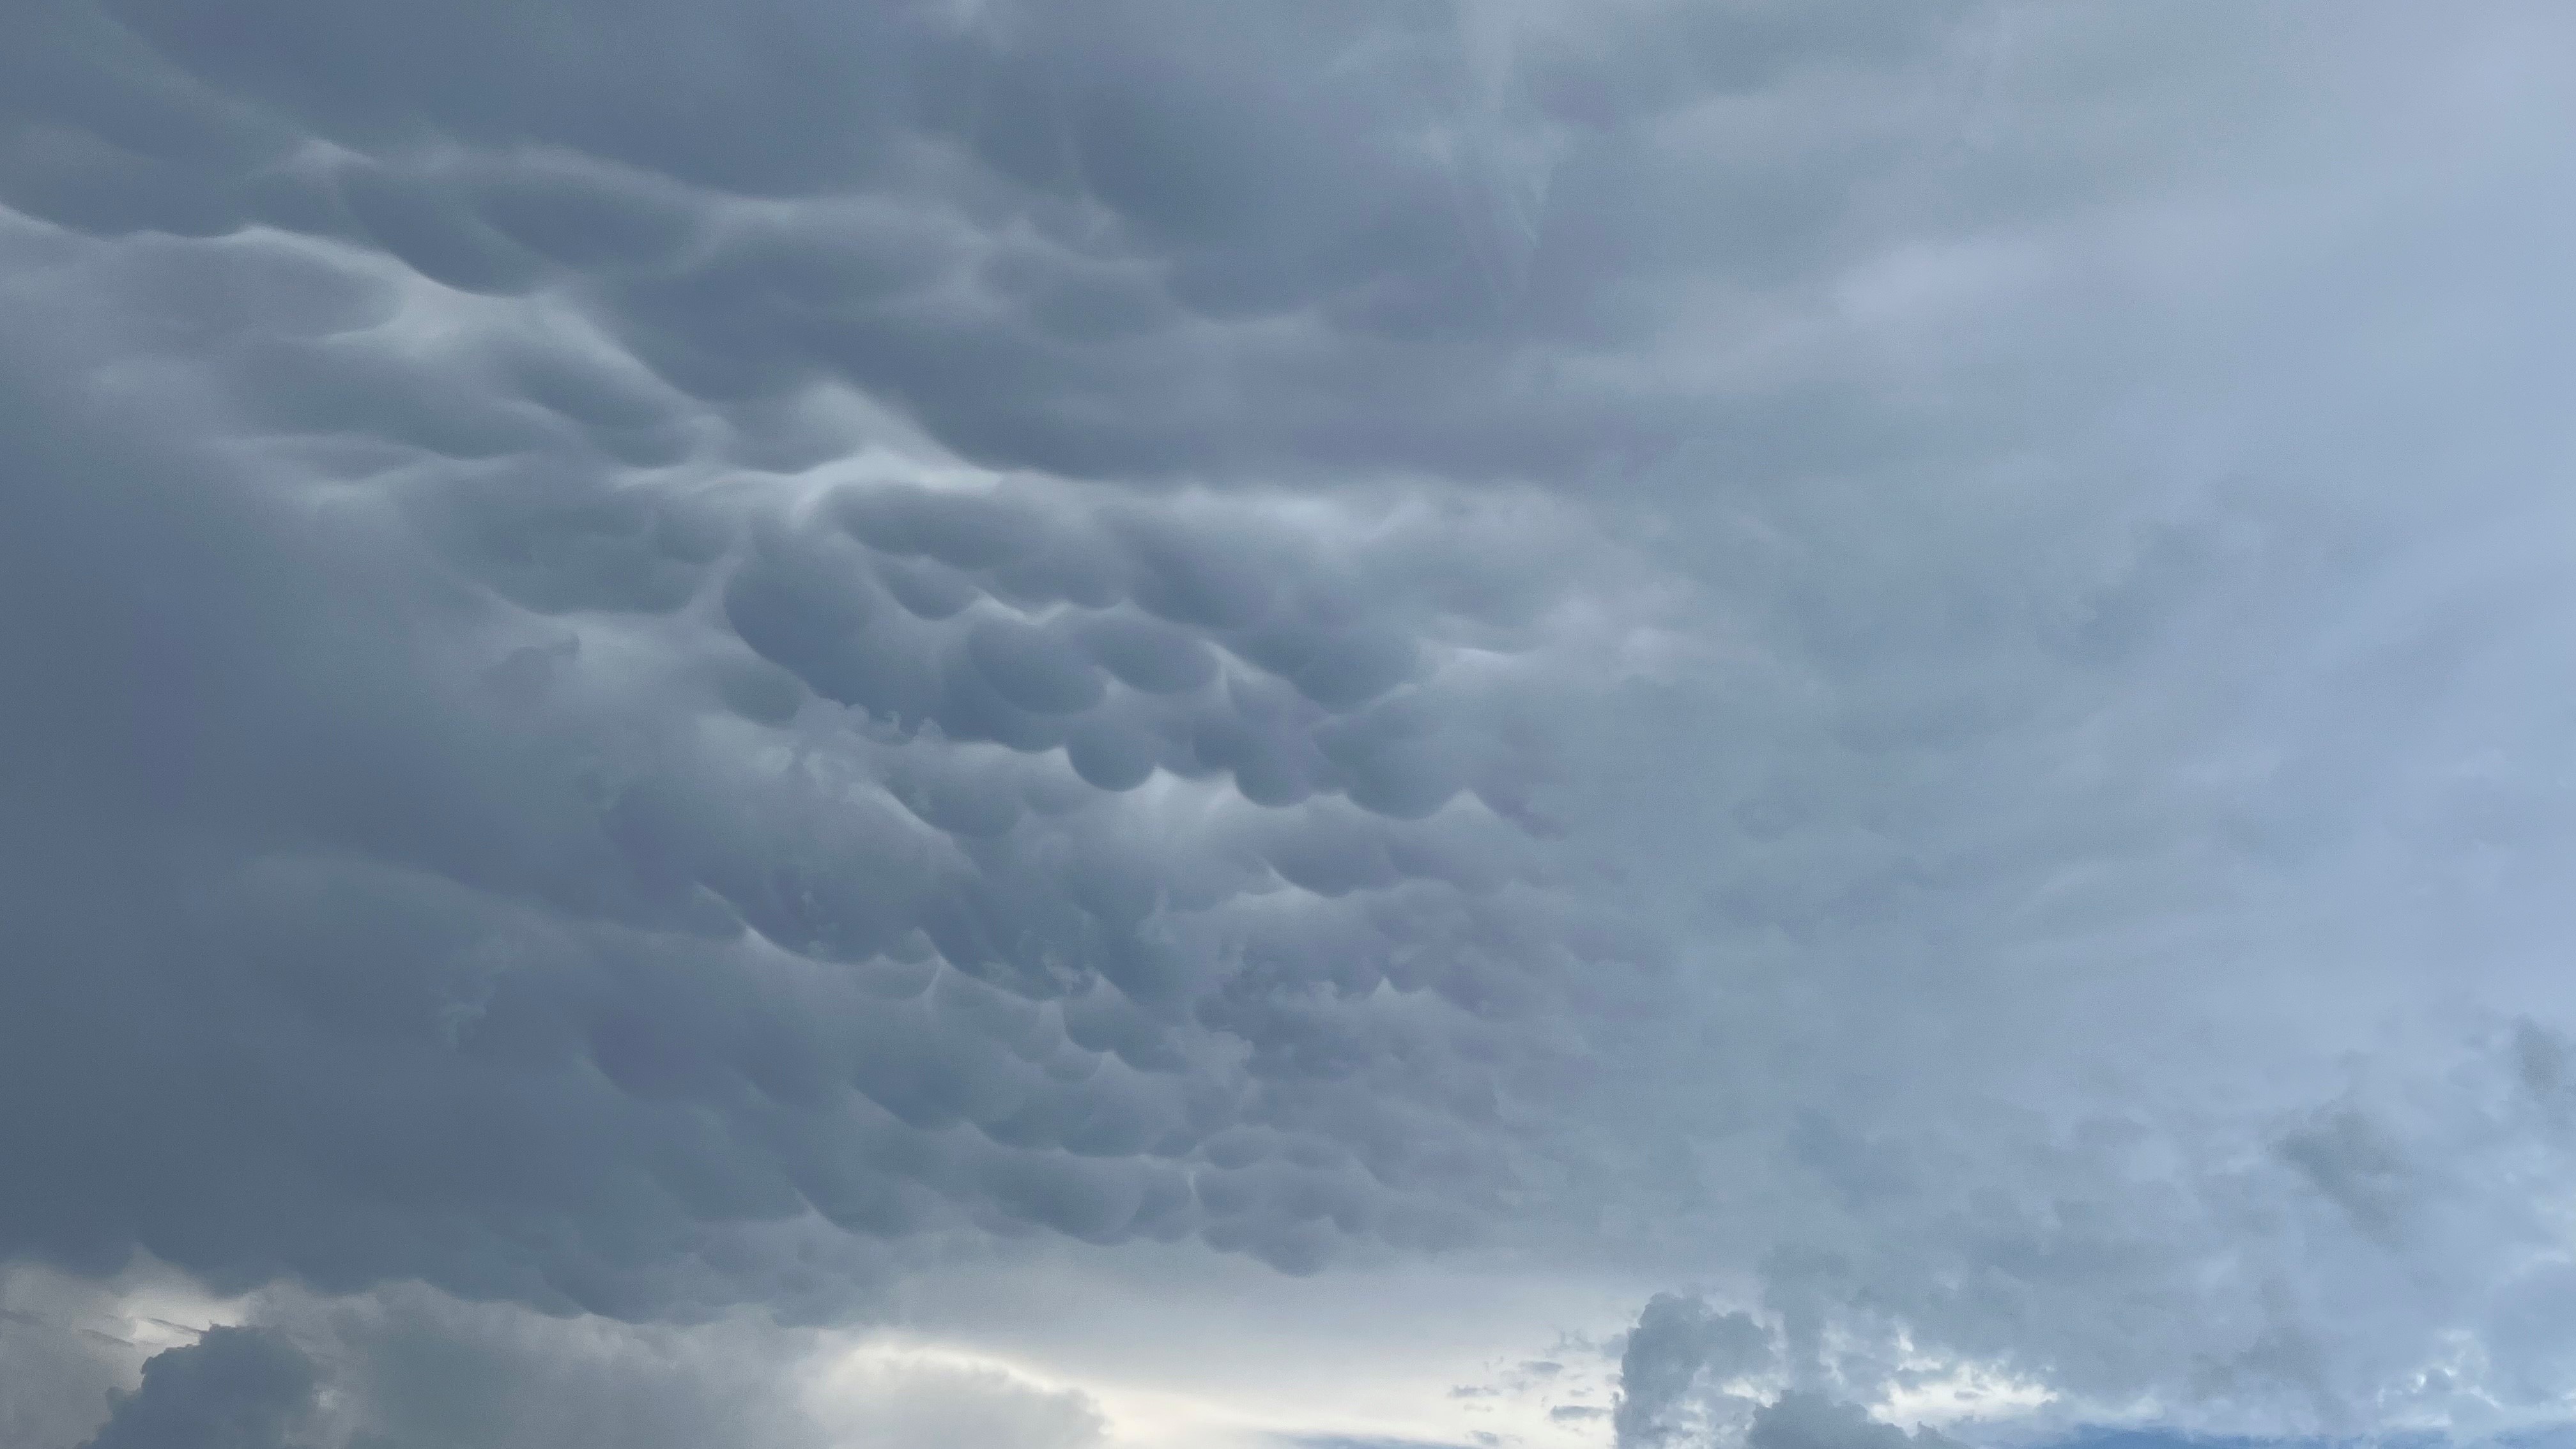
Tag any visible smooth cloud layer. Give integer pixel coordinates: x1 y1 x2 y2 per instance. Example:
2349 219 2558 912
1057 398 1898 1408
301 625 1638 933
9 2 2576 1447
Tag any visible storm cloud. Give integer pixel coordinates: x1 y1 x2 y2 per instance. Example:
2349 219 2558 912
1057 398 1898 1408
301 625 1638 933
8 2 2576 1447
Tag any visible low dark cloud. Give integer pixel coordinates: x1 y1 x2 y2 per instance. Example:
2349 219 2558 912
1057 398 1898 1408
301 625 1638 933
77 1328 318 1449
1747 1395 1962 1449
3 1268 1107 1449
1616 1295 1774 1448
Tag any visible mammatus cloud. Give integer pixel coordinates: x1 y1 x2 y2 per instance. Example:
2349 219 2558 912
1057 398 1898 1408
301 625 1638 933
10 1 2576 1446
0 326 1645 1303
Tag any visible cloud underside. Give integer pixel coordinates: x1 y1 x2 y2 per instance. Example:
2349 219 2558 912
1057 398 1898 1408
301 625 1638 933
8 2 2576 1446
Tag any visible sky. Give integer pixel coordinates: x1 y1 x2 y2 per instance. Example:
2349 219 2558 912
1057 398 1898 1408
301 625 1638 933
6 3 2576 1446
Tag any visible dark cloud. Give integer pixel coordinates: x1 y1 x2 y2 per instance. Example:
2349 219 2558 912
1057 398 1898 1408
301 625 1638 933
1607 1294 1996 1449
0 283 1629 1310
1287 1439 1485 1449
12 1 2576 1446
3 1269 1105 1449
6 0 2142 483
1615 1295 1775 1448
1747 1394 1963 1449
77 1328 319 1449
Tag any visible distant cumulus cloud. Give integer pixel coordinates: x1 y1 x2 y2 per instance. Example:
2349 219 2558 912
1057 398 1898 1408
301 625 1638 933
75 1327 318 1449
8 2 2576 1448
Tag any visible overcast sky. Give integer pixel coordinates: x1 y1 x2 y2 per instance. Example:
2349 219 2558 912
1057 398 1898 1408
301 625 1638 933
8 3 2576 1447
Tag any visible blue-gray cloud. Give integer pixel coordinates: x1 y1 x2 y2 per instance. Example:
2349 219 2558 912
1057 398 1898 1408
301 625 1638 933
77 1328 318 1449
10 1 2576 1446
3 1269 1107 1449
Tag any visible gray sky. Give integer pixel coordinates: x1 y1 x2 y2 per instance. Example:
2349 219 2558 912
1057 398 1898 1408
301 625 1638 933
7 3 2576 1446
